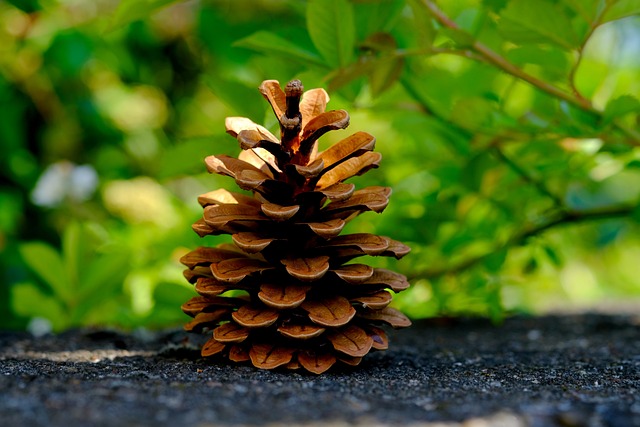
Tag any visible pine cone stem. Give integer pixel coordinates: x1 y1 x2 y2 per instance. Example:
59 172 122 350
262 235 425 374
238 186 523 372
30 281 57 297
280 80 303 157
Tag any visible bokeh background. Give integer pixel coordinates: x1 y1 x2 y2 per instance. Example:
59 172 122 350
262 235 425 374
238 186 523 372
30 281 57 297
2 0 640 332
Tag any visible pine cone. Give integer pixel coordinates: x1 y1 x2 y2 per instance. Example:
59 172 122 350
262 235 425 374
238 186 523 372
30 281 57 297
180 79 411 374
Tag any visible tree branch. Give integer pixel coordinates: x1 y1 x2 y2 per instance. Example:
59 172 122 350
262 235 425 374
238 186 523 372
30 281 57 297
407 204 638 281
419 0 640 146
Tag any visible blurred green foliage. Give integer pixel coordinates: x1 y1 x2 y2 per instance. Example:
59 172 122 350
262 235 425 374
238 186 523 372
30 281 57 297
1 0 640 331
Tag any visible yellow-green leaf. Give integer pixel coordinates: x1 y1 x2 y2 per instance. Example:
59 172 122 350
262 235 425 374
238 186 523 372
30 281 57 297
19 242 71 301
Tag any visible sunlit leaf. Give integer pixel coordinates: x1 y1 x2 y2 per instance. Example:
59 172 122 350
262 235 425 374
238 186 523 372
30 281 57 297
10 282 67 330
19 242 71 301
498 0 579 49
506 46 571 80
307 0 355 67
602 0 640 23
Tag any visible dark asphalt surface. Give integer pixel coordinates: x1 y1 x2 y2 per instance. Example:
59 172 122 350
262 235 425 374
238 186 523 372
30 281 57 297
1 314 640 426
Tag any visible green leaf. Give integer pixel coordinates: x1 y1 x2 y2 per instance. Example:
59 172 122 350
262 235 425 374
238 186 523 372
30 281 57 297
543 244 563 267
523 257 538 274
353 0 406 40
482 0 508 13
506 46 570 80
603 95 640 124
80 250 131 297
602 0 640 23
359 33 404 96
11 282 68 330
6 0 42 13
450 97 495 131
498 0 579 49
484 248 507 272
234 31 325 67
559 101 601 132
400 64 453 122
327 58 375 91
307 0 356 68
153 281 196 306
564 0 604 24
439 28 475 48
105 0 179 32
460 151 496 192
369 55 404 97
19 242 72 301
0 190 22 233
392 0 435 50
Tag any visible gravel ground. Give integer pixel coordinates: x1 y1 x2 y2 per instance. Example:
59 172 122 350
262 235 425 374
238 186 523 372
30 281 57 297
2 314 640 427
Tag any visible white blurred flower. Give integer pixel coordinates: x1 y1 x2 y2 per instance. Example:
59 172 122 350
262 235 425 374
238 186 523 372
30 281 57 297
27 317 53 337
31 161 99 208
